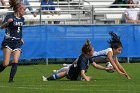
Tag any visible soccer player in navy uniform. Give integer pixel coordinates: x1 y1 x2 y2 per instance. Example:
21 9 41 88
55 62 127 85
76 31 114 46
0 3 26 82
42 39 110 81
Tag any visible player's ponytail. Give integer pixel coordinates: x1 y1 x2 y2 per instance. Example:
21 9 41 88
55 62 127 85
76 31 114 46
82 39 93 54
108 31 122 49
9 0 17 8
9 0 23 12
85 39 91 46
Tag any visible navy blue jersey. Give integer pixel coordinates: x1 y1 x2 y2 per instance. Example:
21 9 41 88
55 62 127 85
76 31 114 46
68 54 94 80
3 13 25 40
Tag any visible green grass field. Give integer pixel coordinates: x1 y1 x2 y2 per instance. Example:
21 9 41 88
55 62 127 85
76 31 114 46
0 63 139 93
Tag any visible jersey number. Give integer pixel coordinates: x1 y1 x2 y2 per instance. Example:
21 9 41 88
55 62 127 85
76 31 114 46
17 27 20 33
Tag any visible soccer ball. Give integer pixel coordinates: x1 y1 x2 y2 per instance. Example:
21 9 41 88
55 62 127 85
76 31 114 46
107 67 115 73
106 62 115 73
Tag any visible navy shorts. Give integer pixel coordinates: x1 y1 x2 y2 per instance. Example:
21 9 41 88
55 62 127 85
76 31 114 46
1 39 23 51
67 65 79 80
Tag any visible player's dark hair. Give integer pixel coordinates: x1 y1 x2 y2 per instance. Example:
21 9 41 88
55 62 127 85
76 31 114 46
9 0 17 8
82 39 93 54
108 32 122 49
9 0 23 12
13 3 24 12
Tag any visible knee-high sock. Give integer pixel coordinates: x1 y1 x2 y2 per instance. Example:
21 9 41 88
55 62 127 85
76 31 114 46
47 73 60 80
9 63 18 81
0 63 6 72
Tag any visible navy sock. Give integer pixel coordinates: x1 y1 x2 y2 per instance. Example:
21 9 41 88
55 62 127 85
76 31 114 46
47 73 60 80
9 63 18 81
0 63 6 72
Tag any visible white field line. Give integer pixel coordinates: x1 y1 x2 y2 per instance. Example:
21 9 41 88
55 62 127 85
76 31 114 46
0 84 134 87
0 85 130 92
0 85 46 90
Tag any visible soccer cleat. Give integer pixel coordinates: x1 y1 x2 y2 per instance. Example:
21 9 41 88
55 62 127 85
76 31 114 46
53 70 58 73
8 79 14 83
42 76 48 81
63 64 72 67
63 63 67 67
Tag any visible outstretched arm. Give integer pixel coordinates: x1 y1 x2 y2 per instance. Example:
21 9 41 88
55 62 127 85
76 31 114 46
91 62 107 70
107 52 126 76
107 52 129 76
115 58 131 79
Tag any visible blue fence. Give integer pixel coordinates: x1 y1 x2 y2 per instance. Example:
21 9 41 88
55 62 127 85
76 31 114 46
0 24 140 60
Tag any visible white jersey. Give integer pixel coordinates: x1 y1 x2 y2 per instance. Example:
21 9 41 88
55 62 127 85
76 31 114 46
74 48 117 63
125 9 138 21
92 48 117 63
133 0 140 4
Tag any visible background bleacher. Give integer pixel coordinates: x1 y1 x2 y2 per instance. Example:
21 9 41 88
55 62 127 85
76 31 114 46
2 0 138 25
1 0 122 25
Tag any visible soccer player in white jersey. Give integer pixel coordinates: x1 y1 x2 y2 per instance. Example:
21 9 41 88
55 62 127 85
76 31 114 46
89 32 131 79
100 32 131 79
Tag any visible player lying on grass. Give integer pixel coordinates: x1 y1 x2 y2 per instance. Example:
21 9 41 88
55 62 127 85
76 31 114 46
42 39 112 81
52 32 131 79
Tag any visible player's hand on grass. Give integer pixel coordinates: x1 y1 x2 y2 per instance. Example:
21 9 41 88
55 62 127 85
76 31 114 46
85 76 92 81
127 76 131 79
119 72 131 79
125 74 131 79
118 71 126 76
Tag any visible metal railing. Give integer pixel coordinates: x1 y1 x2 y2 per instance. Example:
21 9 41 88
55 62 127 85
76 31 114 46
0 3 140 25
24 4 94 25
